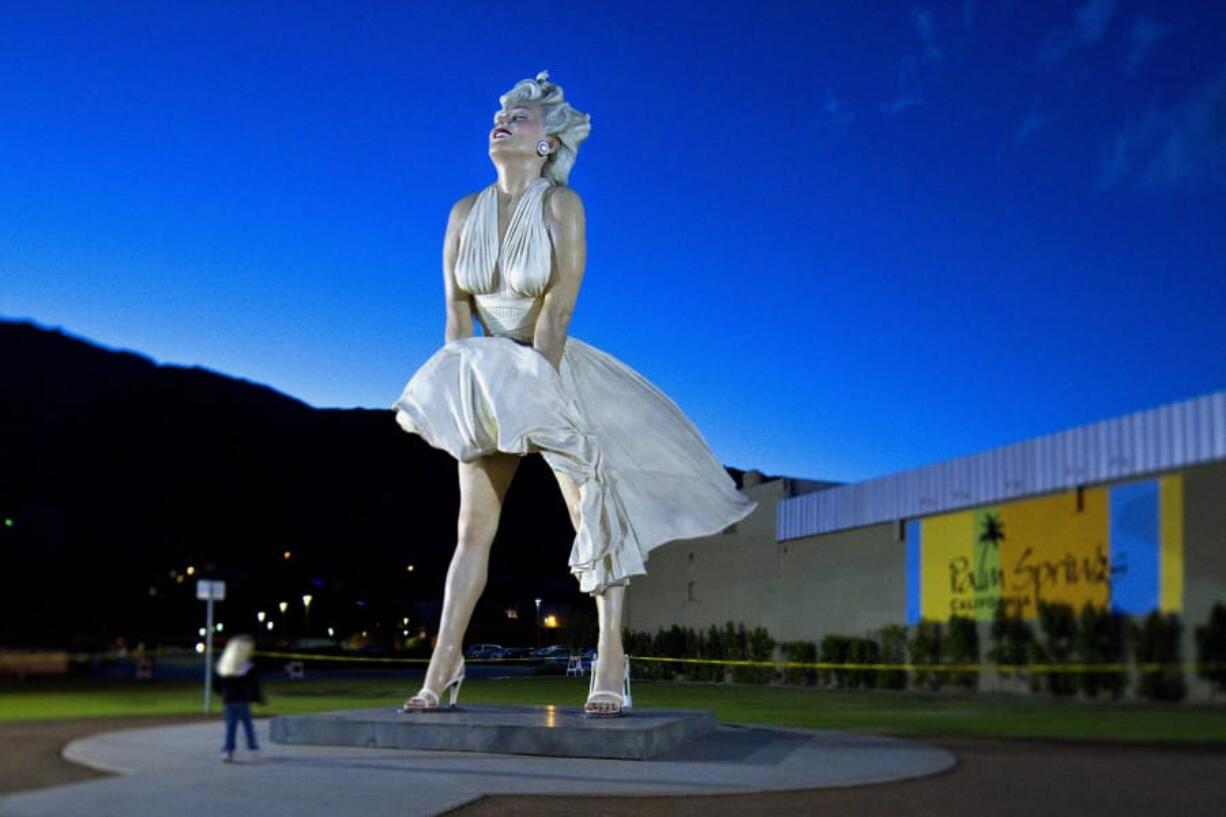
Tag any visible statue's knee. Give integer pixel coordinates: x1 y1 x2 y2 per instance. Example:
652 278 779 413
456 518 497 550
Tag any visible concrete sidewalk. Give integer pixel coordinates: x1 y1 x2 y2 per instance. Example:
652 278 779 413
0 718 956 817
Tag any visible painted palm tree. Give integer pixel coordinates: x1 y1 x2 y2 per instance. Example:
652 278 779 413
979 513 1006 549
975 512 1007 592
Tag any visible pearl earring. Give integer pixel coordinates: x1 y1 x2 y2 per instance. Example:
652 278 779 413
536 139 552 157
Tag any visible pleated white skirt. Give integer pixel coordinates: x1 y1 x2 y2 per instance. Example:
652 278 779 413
392 336 757 594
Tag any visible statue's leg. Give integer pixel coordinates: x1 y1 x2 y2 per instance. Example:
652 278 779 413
413 452 520 702
592 585 627 697
550 470 628 703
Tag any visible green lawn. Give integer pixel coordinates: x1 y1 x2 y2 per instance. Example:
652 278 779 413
2 676 1224 743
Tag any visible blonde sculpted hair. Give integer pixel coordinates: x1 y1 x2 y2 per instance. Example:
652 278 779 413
500 70 591 186
217 634 255 677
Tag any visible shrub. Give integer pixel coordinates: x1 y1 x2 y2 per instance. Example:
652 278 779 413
780 640 817 685
847 637 880 689
1030 601 1078 696
735 625 776 684
622 622 777 684
944 615 981 690
988 599 1034 688
623 627 666 680
908 619 943 691
1130 611 1186 702
875 624 908 690
819 634 853 688
690 626 718 682
1074 603 1127 699
1194 602 1226 696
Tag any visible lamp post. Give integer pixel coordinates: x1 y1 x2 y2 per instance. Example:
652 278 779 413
534 597 542 649
302 594 313 636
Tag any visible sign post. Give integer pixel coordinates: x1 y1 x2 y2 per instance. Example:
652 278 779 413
196 579 226 713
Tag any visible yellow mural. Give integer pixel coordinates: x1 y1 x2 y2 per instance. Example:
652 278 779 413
908 475 1183 622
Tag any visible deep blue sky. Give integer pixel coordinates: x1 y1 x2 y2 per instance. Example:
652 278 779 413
3 1 1224 483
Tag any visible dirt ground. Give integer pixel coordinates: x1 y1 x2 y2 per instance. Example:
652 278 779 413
2 717 1224 816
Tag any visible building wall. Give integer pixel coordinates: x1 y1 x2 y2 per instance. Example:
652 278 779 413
625 459 1226 700
1184 459 1226 679
627 477 787 636
626 477 907 642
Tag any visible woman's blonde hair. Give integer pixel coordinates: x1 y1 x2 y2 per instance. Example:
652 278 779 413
499 70 591 186
217 634 255 677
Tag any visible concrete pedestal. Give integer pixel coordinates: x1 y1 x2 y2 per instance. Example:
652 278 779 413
270 705 717 761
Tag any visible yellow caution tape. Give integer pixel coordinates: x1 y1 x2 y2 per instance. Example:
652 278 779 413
2 648 1223 675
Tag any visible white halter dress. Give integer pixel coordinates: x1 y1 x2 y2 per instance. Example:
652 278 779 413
392 177 757 594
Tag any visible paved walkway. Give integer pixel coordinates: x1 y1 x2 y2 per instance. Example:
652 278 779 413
0 718 955 817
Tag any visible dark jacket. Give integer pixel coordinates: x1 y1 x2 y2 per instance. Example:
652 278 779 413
213 667 264 705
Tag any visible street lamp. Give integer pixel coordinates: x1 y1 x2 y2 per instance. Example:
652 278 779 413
302 594 313 635
534 597 542 648
257 611 266 623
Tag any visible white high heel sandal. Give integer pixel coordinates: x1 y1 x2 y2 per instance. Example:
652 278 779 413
583 655 631 718
400 657 465 712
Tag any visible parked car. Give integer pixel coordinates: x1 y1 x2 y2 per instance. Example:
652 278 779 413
464 643 503 659
531 645 574 667
530 645 568 657
499 647 532 659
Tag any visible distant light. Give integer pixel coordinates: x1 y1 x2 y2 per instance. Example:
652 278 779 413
302 594 313 608
405 564 415 572
278 601 288 614
186 566 196 576
266 621 274 631
282 550 292 560
175 575 184 584
505 608 519 620
361 631 368 638
402 616 409 626
195 642 205 654
3 517 13 527
215 623 224 633
148 587 158 597
327 627 335 637
402 629 409 636
534 598 542 606
543 615 559 629
198 627 207 637
257 611 266 623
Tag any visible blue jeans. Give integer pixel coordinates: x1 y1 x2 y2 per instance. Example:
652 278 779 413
223 702 257 752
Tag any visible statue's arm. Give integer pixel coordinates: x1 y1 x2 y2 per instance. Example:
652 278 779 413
443 194 479 343
535 186 586 371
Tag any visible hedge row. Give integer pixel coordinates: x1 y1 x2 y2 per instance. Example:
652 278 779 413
622 601 1226 702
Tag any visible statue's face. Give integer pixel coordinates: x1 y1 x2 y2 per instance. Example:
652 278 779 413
489 101 553 158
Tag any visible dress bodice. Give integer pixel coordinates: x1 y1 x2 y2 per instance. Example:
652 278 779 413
455 177 553 343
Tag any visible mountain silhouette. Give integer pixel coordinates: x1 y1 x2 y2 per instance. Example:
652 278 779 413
0 319 747 650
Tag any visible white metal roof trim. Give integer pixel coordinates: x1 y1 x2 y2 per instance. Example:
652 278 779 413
777 390 1226 541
